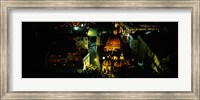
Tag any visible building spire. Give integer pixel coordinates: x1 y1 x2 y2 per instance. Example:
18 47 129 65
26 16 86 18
120 52 124 60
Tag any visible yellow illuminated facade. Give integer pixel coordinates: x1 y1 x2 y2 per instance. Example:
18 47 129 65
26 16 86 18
102 58 112 74
137 35 164 73
83 53 90 70
101 26 131 77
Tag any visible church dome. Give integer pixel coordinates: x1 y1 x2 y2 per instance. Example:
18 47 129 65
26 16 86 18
106 37 121 46
104 36 121 51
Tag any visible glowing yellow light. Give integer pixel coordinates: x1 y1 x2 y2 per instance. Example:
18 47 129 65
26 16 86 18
113 29 118 35
114 23 119 28
94 58 97 61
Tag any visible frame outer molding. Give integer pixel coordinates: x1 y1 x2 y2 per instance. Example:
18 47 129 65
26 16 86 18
1 0 8 99
193 1 200 99
1 0 200 99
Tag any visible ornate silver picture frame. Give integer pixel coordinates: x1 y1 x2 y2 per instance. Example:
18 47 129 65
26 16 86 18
1 0 199 99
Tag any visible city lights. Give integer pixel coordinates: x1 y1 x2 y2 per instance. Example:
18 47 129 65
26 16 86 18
22 22 178 78
74 26 79 30
94 58 97 61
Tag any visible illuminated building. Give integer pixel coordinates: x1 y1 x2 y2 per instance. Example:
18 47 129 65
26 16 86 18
135 30 178 75
46 49 89 73
114 52 130 68
46 35 89 73
75 37 88 50
101 52 130 77
104 28 121 52
136 35 164 74
83 53 90 71
101 26 131 77
47 51 67 67
104 37 121 52
101 56 112 75
22 22 178 78
87 28 97 36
